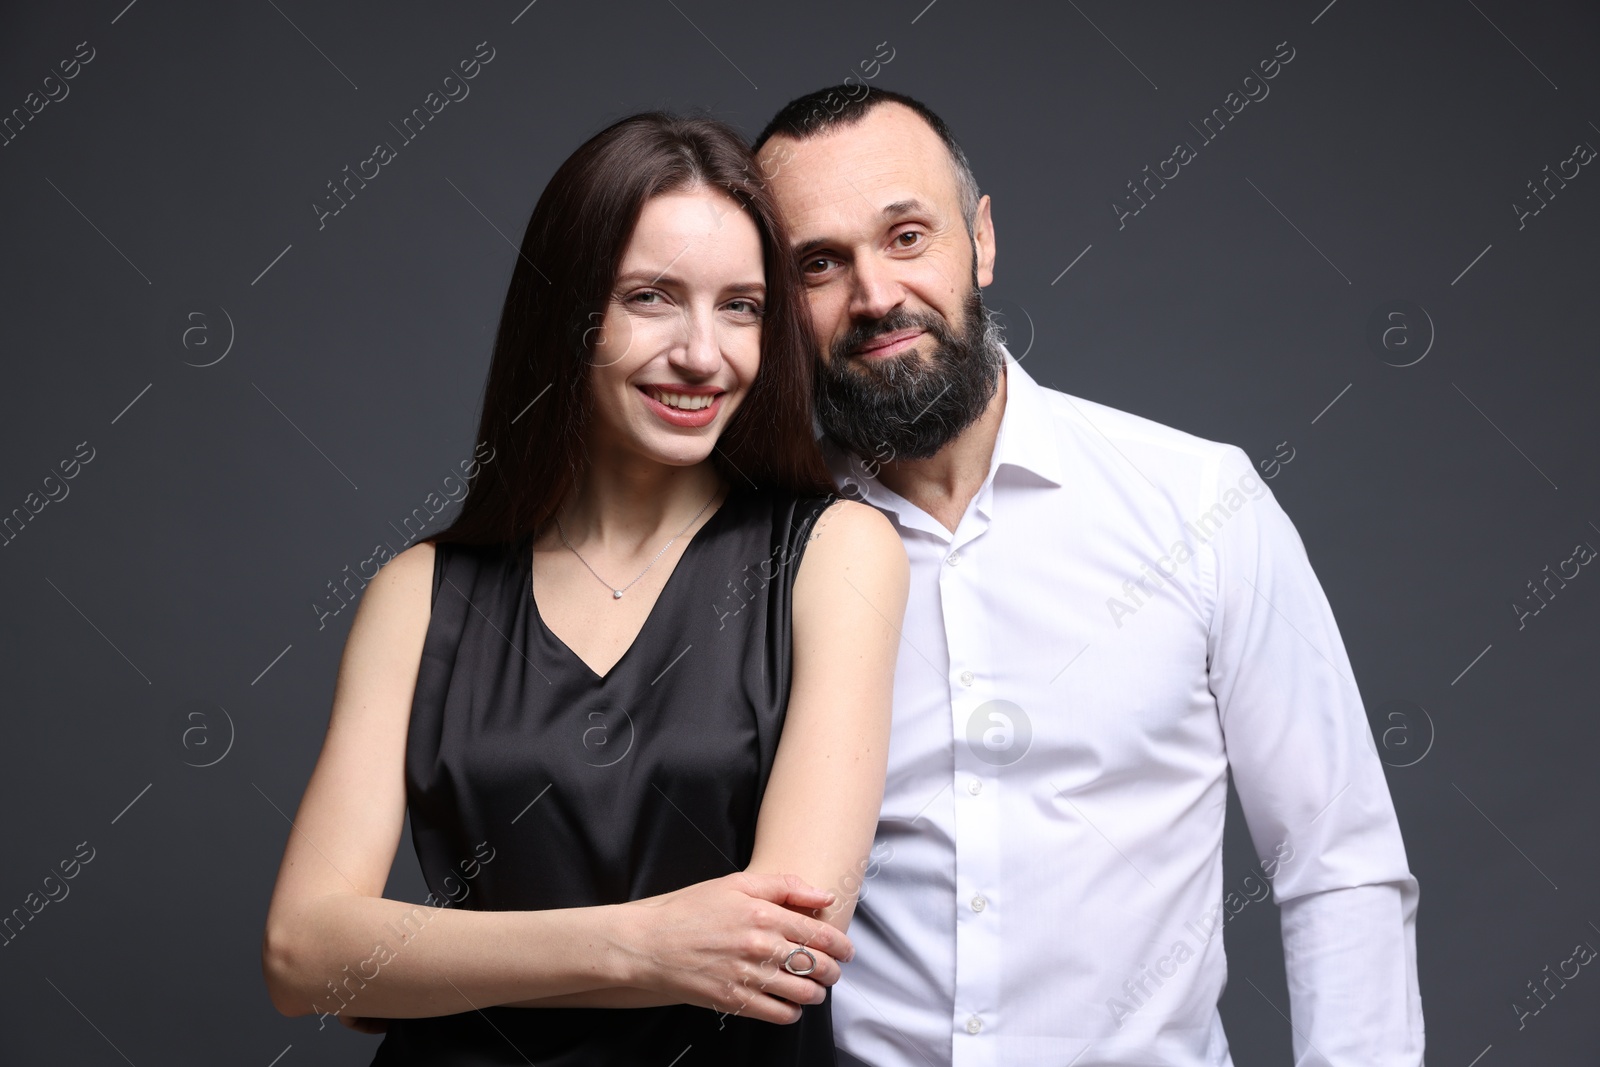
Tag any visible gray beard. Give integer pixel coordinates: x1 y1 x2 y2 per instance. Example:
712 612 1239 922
813 283 1004 465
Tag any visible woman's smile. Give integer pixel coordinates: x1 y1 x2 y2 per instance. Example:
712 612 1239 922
637 383 726 427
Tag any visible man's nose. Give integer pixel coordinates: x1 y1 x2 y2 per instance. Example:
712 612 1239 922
848 254 906 322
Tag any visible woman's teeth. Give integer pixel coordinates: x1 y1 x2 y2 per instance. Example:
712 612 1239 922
649 388 716 410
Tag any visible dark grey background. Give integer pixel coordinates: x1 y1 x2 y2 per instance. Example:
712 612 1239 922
2 0 1596 1063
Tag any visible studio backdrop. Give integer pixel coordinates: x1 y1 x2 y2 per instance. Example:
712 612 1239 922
1 0 1596 1063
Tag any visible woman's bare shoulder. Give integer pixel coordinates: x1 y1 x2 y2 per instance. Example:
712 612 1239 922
794 497 908 598
346 540 436 640
384 539 437 585
805 498 903 554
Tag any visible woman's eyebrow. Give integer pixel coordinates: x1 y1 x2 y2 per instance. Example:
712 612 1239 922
614 269 674 286
614 272 766 294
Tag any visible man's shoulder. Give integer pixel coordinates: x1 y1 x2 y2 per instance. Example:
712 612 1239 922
1033 381 1230 461
1027 379 1250 503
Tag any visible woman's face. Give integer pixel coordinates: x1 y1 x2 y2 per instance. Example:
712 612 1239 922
586 185 765 470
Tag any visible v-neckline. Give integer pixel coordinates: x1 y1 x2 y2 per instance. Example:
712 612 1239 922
528 488 736 683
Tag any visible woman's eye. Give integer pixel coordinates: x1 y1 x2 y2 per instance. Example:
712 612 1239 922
626 290 663 305
725 299 763 315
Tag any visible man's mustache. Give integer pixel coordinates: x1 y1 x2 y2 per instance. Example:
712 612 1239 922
833 309 951 364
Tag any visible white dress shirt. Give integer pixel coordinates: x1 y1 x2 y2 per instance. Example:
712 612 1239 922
823 347 1423 1067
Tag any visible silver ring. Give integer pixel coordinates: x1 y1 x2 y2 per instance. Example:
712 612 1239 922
782 946 817 976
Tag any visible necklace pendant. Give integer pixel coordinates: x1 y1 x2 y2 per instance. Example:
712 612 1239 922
612 589 624 599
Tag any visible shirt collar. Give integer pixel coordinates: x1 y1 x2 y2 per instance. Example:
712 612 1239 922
988 345 1065 489
820 343 1064 520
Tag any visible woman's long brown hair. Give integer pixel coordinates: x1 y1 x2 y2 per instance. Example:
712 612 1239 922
429 112 835 549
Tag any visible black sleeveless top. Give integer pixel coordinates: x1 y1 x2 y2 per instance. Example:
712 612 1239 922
369 485 841 1066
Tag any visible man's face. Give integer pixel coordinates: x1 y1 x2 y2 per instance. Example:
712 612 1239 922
758 102 1001 463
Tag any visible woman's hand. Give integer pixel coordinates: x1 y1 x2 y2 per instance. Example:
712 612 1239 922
613 872 854 1024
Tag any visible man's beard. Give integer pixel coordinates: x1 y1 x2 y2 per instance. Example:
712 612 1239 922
813 282 1004 465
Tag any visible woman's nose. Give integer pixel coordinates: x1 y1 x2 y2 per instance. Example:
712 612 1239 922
669 307 723 375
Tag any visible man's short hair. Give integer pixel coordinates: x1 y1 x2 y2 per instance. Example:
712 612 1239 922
753 86 981 231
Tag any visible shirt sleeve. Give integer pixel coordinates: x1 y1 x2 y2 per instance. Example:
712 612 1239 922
1202 444 1424 1065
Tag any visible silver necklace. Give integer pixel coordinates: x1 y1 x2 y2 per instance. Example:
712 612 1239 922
554 488 721 600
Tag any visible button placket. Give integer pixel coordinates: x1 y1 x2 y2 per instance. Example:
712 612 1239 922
947 538 1000 1065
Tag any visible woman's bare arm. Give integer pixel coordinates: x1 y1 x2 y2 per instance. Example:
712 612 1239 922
261 541 850 1026
744 499 907 933
261 543 627 1019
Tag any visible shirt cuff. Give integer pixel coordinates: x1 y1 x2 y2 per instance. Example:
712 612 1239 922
1279 880 1424 1066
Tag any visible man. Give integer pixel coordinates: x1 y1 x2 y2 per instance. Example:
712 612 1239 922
752 88 1424 1066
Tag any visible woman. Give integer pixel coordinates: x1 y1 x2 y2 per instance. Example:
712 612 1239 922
260 112 908 1064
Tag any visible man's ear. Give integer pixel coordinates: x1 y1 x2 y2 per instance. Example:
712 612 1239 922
972 193 996 288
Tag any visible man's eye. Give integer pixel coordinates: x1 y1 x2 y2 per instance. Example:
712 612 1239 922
894 231 922 248
801 257 833 274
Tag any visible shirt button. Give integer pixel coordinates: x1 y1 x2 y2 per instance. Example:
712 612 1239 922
959 670 975 686
947 549 961 565
965 1016 983 1034
967 778 983 795
970 894 988 912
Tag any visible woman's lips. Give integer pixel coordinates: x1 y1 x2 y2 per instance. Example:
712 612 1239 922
637 385 723 428
853 329 924 359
